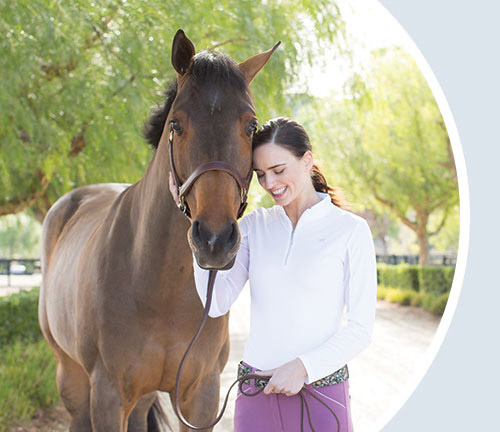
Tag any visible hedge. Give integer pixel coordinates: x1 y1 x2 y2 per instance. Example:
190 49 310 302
377 264 455 295
376 264 456 316
377 264 420 291
429 292 450 315
0 288 59 431
0 288 42 346
419 266 456 296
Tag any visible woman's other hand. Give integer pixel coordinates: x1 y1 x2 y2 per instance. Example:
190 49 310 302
255 358 308 396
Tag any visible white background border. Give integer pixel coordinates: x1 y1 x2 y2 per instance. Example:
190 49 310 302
377 1 499 430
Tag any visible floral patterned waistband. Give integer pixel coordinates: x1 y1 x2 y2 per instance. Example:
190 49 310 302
237 361 349 389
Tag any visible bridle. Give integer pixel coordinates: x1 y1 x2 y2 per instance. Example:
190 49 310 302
168 124 253 219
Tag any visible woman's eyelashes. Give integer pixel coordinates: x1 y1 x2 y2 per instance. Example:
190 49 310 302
256 168 285 179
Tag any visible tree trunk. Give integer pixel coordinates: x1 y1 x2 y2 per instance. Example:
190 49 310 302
416 230 429 265
416 209 429 266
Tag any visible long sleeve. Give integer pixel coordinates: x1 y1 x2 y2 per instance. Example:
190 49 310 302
192 215 250 318
297 219 378 383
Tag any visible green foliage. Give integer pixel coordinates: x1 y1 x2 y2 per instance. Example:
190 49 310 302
385 288 418 306
376 263 453 315
0 288 59 431
421 292 435 310
429 292 449 316
410 292 424 307
0 0 345 217
377 263 454 294
0 288 42 346
0 213 42 258
378 286 446 315
429 205 460 253
377 264 419 291
419 266 455 296
377 285 388 300
0 339 59 431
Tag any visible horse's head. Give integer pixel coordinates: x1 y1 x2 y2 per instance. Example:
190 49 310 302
154 30 279 270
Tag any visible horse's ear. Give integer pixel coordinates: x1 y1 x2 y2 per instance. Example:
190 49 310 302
239 42 281 84
172 29 196 75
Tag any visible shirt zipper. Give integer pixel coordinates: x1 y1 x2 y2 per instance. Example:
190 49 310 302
284 228 295 265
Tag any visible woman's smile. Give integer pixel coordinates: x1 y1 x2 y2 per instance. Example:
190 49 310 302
271 186 287 198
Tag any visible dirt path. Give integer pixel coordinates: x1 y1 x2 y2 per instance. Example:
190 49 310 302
6 283 440 431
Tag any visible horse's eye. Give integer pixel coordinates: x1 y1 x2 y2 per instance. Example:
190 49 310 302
170 119 183 135
246 120 258 137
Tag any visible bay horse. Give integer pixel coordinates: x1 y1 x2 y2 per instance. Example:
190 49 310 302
38 30 278 431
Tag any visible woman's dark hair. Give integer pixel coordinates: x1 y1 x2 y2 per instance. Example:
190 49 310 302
252 117 348 209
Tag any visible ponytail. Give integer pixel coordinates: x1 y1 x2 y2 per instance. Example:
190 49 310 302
311 164 349 210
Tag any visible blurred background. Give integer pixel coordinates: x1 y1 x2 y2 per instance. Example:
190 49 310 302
0 0 459 430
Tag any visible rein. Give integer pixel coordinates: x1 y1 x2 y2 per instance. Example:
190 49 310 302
173 270 341 432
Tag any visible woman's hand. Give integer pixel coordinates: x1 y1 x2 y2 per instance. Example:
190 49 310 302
255 358 308 396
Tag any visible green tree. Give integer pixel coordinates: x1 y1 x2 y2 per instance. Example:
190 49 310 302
0 0 345 220
428 204 460 253
307 48 458 264
0 213 42 258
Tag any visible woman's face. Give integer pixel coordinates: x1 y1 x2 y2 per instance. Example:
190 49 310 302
253 142 313 207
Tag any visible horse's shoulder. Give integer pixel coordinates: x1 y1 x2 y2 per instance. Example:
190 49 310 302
41 183 130 268
45 183 127 225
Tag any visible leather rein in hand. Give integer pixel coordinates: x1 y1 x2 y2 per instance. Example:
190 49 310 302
169 125 341 431
172 270 341 432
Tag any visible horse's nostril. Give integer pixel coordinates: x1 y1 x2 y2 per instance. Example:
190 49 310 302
192 219 238 254
192 220 200 239
193 219 214 248
229 221 238 243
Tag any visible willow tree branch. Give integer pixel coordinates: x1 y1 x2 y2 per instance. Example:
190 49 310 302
41 6 120 82
373 194 417 232
0 170 49 216
438 119 458 186
211 37 249 49
428 207 449 237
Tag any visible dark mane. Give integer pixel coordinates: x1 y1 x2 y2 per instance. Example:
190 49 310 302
144 50 246 149
144 79 178 149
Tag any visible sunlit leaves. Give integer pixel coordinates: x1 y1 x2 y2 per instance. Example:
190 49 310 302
0 0 345 217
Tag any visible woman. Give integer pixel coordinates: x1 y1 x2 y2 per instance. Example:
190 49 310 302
171 117 377 431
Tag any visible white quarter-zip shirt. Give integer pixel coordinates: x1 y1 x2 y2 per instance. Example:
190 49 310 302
193 192 377 383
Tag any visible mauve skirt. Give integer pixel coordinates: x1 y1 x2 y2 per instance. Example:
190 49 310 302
234 361 354 432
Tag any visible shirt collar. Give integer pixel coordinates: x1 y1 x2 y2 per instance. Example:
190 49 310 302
275 192 334 225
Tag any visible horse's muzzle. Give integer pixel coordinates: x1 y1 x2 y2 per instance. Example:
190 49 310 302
190 219 240 269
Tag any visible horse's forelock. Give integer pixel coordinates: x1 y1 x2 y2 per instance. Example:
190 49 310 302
189 50 246 91
144 50 248 150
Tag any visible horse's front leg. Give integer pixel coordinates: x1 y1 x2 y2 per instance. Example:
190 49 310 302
173 371 222 432
127 392 158 432
90 364 134 432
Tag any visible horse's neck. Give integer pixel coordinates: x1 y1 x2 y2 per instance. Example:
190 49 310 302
126 146 191 267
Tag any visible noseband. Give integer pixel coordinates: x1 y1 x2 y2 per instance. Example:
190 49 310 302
168 125 253 219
